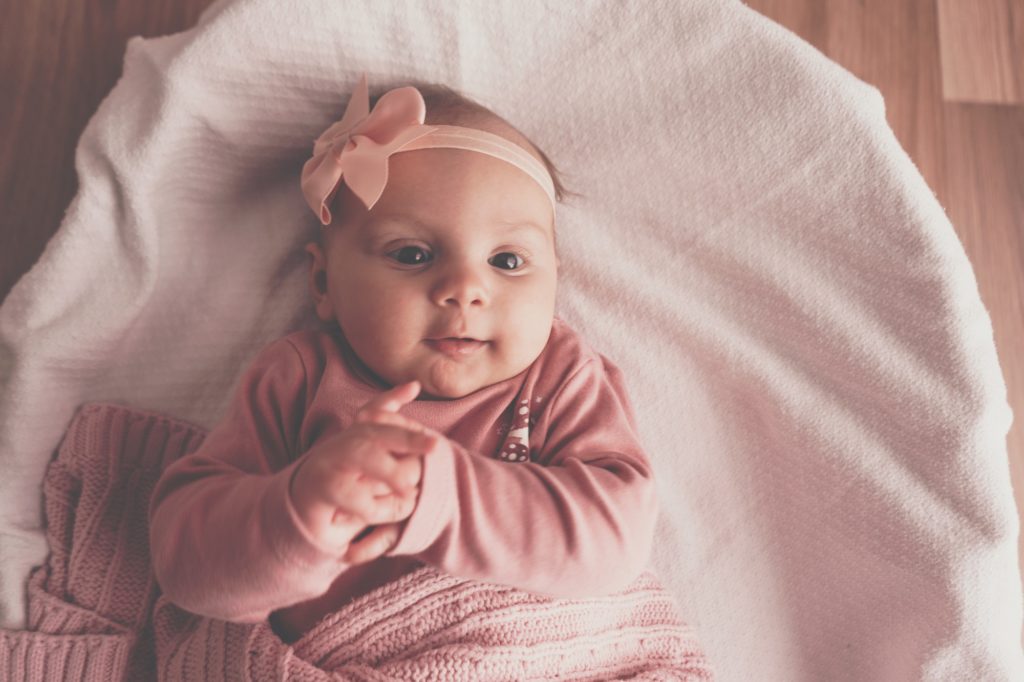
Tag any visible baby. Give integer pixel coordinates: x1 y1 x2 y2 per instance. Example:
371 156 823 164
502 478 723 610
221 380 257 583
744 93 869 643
149 75 659 644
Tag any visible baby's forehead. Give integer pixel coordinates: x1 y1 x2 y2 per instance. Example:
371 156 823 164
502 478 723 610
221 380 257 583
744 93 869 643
361 212 552 243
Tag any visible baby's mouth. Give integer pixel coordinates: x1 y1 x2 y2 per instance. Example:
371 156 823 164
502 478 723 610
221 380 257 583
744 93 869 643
424 337 488 358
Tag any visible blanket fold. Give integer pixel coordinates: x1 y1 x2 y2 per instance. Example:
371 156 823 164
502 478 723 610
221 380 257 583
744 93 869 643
0 403 712 681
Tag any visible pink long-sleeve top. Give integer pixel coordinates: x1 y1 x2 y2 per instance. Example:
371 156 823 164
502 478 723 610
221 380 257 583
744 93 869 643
149 317 659 629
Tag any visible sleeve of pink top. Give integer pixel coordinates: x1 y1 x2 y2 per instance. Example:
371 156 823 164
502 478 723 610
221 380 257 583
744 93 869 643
149 338 350 623
386 355 660 599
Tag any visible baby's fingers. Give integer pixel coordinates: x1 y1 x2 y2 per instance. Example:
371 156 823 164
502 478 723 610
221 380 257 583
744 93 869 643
359 487 418 526
344 523 402 565
361 423 439 459
331 481 417 526
347 440 423 492
354 407 426 434
357 381 420 416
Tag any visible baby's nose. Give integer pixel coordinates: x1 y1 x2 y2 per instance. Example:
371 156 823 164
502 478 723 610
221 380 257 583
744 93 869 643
432 264 490 309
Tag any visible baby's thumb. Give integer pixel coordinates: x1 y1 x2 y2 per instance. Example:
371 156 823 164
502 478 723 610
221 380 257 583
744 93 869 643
345 523 401 565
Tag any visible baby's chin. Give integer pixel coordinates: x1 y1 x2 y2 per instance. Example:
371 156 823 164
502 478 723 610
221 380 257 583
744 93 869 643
413 357 523 401
417 384 474 401
417 364 491 401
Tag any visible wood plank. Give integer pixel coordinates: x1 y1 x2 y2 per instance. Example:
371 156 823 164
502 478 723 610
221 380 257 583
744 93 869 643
937 0 1024 104
941 103 1024 527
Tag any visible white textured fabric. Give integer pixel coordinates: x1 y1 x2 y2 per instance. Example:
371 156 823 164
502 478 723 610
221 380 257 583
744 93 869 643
1 0 1020 679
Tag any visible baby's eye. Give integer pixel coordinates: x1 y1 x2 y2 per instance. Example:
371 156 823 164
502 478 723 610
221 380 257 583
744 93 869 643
489 252 524 271
387 245 433 266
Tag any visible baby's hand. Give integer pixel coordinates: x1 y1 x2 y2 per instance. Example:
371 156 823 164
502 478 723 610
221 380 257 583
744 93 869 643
289 381 435 561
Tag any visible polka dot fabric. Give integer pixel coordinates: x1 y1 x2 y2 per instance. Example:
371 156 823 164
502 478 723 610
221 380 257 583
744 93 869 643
497 395 543 462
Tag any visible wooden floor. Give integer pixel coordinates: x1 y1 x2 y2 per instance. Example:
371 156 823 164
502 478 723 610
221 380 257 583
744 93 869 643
1 0 1022 633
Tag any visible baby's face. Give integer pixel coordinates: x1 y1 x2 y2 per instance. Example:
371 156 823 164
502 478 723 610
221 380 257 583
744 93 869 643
307 146 557 399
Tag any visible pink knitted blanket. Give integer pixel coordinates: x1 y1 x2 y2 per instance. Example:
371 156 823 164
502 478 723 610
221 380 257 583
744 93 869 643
0 404 712 680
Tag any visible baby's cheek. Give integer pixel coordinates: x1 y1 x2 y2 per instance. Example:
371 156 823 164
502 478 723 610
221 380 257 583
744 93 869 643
500 313 553 376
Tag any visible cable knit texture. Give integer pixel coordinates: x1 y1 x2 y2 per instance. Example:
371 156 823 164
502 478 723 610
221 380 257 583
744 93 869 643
0 403 712 680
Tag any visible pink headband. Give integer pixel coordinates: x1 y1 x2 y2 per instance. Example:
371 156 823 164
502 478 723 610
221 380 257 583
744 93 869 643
300 74 557 225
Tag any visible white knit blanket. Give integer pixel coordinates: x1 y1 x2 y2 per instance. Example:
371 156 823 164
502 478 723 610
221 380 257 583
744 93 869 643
0 0 1020 679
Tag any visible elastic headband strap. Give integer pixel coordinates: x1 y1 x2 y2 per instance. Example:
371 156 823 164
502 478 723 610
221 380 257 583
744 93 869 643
300 75 556 225
400 126 556 209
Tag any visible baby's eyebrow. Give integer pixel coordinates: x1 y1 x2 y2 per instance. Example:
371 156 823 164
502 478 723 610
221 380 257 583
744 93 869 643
498 220 551 242
377 214 543 239
365 213 551 242
364 214 424 230
500 219 545 232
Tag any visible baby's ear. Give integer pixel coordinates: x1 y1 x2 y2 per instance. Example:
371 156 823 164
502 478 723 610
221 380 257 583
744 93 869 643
304 241 335 322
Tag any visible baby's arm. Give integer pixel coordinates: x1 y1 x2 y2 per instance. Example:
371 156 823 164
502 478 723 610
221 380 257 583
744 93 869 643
149 340 429 623
383 354 660 599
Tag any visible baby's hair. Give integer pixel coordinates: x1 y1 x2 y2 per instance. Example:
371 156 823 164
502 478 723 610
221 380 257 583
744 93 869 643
318 82 571 240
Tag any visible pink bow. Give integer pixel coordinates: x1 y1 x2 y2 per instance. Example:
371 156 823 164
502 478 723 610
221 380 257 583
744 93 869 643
301 74 437 224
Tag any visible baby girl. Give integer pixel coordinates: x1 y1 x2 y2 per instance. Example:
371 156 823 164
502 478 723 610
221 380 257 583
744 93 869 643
149 75 659 644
